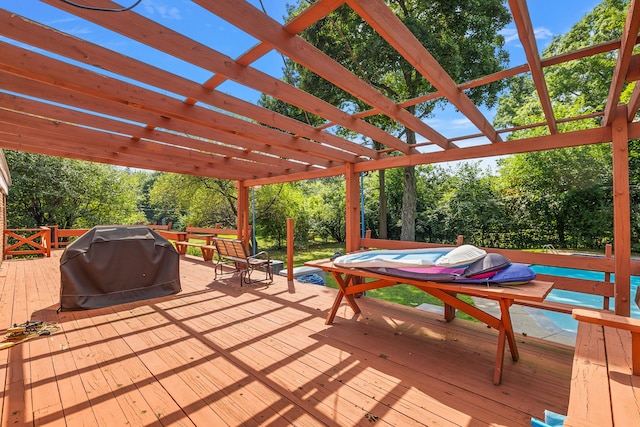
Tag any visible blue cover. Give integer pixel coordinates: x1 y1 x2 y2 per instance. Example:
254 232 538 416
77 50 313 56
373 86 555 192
454 263 536 285
363 257 535 286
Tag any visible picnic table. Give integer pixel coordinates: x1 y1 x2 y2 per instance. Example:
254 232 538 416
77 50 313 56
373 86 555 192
305 258 554 385
156 230 187 242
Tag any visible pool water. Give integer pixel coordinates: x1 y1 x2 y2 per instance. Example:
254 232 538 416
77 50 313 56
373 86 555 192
530 265 640 334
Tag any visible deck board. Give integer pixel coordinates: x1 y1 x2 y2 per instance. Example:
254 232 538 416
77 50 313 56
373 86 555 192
0 251 573 426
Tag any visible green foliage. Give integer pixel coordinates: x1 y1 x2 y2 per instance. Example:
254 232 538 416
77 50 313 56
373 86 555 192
5 151 146 228
253 183 305 248
147 174 237 229
304 177 346 243
496 147 613 248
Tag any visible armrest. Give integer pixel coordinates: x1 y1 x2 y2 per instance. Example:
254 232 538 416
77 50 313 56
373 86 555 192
572 308 640 333
249 251 270 261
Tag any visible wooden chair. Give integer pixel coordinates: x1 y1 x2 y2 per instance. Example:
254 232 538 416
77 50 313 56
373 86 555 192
212 238 272 286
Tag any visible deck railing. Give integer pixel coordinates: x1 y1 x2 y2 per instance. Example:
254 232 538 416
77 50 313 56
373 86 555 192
47 226 90 249
358 232 626 315
3 227 51 258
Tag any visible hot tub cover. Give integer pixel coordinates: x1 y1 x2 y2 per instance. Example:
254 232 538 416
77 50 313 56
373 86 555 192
59 225 181 311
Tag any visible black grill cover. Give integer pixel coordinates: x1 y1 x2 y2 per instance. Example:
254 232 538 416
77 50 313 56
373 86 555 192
60 225 181 311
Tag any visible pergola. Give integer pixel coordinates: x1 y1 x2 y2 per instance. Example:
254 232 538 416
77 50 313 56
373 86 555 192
1 1 639 315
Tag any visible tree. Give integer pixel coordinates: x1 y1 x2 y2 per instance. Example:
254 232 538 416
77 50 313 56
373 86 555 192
266 0 510 241
493 0 629 249
436 162 505 246
306 177 347 243
148 173 238 229
5 151 146 228
254 183 308 248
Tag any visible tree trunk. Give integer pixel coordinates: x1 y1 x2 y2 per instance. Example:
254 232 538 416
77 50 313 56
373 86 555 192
378 169 387 239
401 128 417 241
401 165 417 241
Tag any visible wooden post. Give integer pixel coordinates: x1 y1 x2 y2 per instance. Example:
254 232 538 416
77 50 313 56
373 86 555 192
237 181 250 250
345 163 360 253
612 104 631 316
604 243 612 310
287 217 294 281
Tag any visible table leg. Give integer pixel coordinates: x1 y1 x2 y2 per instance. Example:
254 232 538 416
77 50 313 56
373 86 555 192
326 291 344 325
444 293 457 322
498 299 519 361
326 273 360 324
494 324 507 385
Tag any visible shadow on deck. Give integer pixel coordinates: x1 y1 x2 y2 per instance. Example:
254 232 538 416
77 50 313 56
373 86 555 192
0 251 573 426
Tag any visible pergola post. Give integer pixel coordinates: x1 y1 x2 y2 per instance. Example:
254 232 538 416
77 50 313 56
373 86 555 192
345 163 361 253
237 181 250 250
612 104 632 316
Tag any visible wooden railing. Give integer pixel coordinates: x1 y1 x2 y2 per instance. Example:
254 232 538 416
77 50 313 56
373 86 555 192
47 226 90 249
4 227 51 258
358 233 623 315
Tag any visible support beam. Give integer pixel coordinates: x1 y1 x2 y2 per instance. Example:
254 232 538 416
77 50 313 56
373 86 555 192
612 105 632 316
348 0 501 144
42 0 410 156
508 0 557 134
345 163 361 253
237 182 250 251
604 0 640 125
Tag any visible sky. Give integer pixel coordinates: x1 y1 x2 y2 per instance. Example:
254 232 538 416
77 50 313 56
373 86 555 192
2 0 609 170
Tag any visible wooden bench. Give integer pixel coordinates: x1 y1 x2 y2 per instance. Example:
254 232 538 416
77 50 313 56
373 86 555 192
146 222 172 231
172 224 250 262
185 224 251 244
565 308 640 426
174 241 216 261
212 237 272 286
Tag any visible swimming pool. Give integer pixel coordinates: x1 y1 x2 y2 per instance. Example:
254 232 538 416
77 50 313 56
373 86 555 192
530 265 640 334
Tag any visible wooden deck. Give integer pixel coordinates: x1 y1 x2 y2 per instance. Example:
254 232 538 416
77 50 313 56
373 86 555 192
0 251 574 426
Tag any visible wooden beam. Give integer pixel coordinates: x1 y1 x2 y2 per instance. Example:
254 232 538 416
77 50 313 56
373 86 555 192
347 0 502 144
237 182 250 251
626 55 640 82
195 0 450 151
245 125 629 187
0 132 237 179
604 0 640 125
1 75 338 171
204 0 345 89
245 165 346 188
0 116 262 179
0 43 360 165
508 0 557 134
354 126 613 174
0 92 317 175
628 85 640 122
351 38 632 122
612 105 632 316
0 10 377 161
42 0 410 156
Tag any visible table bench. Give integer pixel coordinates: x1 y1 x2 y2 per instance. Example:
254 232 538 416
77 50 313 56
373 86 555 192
305 258 554 385
146 222 172 231
185 224 251 245
212 238 272 286
565 308 640 426
174 241 216 261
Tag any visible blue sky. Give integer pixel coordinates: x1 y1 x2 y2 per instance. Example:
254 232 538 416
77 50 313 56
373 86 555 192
2 0 608 167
